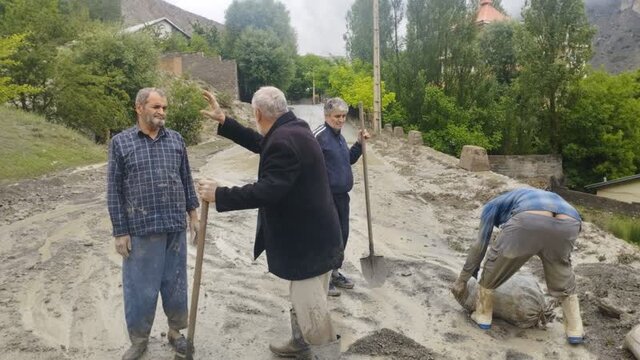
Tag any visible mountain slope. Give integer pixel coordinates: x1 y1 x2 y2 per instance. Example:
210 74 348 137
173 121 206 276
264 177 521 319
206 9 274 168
588 0 640 73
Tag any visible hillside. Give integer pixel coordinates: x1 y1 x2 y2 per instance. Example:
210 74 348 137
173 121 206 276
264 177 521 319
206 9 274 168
121 0 224 35
0 106 105 183
588 0 640 73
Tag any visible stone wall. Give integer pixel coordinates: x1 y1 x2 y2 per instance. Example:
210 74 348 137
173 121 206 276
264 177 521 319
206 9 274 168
159 53 239 99
488 155 563 184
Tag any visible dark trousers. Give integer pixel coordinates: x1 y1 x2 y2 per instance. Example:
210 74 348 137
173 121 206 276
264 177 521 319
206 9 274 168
122 231 188 341
332 193 350 269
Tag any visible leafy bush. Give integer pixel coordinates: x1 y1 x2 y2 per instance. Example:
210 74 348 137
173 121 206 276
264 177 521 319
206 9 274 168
52 25 159 142
165 78 207 146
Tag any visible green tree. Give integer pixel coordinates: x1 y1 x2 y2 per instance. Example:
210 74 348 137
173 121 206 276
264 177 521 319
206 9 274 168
561 70 640 189
0 34 39 103
420 85 502 155
191 22 222 54
345 0 394 63
234 28 295 101
516 0 595 154
224 0 296 55
478 20 520 85
287 54 333 101
52 26 159 142
327 61 395 113
0 0 89 112
223 0 297 99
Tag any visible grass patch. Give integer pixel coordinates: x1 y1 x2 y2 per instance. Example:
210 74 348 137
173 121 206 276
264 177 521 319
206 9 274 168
577 205 640 246
0 106 106 183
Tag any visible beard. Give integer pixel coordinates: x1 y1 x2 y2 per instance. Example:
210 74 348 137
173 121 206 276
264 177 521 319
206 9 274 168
143 113 165 129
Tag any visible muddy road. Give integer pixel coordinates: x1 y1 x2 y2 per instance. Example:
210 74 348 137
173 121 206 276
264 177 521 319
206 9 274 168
0 105 638 359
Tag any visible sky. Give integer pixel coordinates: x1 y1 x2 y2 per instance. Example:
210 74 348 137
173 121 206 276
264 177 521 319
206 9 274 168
164 0 528 56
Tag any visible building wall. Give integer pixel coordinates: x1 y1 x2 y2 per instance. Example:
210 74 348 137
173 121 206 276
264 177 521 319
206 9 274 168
597 180 640 204
160 53 239 100
550 179 640 217
488 155 563 183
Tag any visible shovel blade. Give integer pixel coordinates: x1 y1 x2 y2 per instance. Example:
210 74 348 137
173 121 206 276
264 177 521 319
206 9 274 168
360 255 387 287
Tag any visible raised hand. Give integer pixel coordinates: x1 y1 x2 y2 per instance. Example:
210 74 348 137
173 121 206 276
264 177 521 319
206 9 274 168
201 90 226 123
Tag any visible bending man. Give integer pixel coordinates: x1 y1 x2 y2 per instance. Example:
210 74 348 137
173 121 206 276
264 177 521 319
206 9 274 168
451 188 584 344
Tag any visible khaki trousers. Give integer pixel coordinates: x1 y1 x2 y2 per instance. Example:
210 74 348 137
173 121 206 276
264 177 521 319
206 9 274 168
479 212 581 298
290 271 336 345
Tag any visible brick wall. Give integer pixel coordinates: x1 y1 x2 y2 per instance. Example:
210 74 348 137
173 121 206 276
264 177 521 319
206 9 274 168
159 53 239 100
488 155 563 183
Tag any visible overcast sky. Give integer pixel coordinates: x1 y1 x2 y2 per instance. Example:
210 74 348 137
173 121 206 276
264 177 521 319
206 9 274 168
165 0 527 56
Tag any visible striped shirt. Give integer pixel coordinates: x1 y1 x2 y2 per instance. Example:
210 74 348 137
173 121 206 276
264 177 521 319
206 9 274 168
107 126 199 237
478 188 582 245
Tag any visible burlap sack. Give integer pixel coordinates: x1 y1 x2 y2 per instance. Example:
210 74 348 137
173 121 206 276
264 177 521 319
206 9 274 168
458 274 554 328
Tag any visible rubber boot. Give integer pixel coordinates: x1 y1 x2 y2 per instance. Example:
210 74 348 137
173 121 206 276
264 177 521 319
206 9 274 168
269 309 309 357
561 294 584 344
299 335 341 360
122 336 148 360
470 286 493 330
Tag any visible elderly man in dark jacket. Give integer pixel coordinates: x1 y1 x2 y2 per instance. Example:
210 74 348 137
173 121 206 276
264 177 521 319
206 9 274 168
197 87 343 359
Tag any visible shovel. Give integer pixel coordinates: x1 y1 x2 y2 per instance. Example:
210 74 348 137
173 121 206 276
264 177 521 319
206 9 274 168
184 201 209 360
358 103 387 287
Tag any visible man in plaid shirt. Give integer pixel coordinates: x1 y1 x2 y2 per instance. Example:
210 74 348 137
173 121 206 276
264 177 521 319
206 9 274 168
107 88 199 360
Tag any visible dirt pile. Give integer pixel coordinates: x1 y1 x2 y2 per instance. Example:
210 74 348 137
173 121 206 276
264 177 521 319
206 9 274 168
346 328 438 359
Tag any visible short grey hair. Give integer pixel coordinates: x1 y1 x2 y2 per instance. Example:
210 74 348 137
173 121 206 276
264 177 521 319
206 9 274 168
324 97 349 116
135 87 166 106
251 86 288 119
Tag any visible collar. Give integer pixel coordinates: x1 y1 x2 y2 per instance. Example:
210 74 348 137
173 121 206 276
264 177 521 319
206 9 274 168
324 122 341 135
260 111 297 145
136 125 166 140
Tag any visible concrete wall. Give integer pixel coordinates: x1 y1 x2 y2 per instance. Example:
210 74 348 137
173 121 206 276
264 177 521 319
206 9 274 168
597 180 640 204
488 155 563 183
159 53 239 100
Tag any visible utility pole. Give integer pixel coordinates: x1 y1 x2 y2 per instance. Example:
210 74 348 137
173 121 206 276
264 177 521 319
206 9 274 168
312 74 316 105
372 0 382 134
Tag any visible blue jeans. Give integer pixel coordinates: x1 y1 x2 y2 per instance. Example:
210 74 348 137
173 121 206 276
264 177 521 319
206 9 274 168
123 231 188 341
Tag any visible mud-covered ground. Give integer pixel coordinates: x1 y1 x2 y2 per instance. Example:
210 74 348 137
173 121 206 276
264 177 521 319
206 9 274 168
0 104 639 359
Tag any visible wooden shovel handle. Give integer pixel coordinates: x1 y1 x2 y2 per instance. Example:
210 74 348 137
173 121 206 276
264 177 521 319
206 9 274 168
187 201 209 351
359 103 375 256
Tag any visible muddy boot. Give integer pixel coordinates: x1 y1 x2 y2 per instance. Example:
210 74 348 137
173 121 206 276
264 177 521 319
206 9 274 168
168 329 192 359
561 294 584 344
470 286 493 330
299 336 341 360
122 337 148 360
269 309 309 358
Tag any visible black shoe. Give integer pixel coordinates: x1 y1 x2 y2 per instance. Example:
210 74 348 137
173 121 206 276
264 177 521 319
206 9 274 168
332 271 354 289
169 333 192 359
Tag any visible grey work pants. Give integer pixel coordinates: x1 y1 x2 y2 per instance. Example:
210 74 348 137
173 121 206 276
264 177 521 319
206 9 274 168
290 271 336 345
479 212 581 298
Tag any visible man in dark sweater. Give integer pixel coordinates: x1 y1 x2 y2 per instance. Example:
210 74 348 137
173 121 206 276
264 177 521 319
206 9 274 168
314 98 370 296
197 87 343 359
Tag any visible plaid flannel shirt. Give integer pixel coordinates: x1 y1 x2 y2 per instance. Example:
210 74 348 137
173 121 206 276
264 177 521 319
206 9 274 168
107 126 199 237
